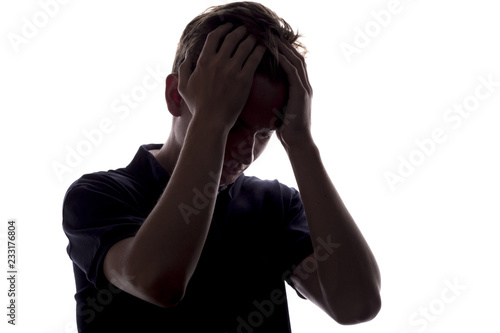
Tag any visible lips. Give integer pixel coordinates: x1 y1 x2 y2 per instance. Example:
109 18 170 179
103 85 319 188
224 164 246 175
227 167 243 175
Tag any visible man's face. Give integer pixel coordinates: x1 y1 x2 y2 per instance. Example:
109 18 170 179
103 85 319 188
220 73 287 185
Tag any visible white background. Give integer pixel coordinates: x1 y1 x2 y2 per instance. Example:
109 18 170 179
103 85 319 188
1 0 500 332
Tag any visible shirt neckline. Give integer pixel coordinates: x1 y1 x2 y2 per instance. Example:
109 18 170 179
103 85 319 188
126 144 241 199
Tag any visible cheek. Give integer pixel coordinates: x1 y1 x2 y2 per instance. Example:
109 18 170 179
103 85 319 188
224 131 271 162
252 137 271 159
226 131 249 153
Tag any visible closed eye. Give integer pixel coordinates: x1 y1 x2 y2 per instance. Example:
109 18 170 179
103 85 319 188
232 117 275 139
257 130 274 139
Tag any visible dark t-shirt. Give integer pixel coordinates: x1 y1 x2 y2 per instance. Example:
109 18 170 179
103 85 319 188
63 144 313 332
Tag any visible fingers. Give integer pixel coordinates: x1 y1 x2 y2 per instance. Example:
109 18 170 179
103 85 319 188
241 44 266 75
199 23 249 63
218 25 249 58
198 22 234 58
278 51 304 94
277 39 312 95
177 52 193 93
198 24 262 73
231 34 257 67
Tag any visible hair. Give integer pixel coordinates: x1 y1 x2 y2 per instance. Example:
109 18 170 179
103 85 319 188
171 1 306 83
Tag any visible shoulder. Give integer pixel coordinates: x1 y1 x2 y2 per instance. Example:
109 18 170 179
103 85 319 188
62 168 140 227
237 175 301 205
64 169 131 204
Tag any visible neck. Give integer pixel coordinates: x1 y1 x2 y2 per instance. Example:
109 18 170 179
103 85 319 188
151 132 181 176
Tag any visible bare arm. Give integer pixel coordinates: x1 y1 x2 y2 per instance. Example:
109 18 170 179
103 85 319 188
104 119 228 307
103 23 266 308
276 39 381 324
288 143 381 324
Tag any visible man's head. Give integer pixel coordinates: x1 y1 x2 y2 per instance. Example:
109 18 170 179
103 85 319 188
166 2 306 185
172 1 305 82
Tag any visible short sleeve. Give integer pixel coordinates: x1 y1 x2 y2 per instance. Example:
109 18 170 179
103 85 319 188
62 176 144 289
280 186 313 299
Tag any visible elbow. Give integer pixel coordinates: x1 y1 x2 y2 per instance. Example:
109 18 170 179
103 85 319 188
151 284 186 309
141 269 189 308
112 239 188 308
136 277 187 309
125 265 187 309
331 291 382 325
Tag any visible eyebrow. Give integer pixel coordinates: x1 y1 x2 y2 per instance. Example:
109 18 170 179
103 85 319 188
236 117 276 132
236 117 251 130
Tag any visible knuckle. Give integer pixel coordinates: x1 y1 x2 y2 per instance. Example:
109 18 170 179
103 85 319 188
179 59 191 72
292 56 305 68
226 27 246 41
297 88 308 99
246 52 261 66
206 29 220 41
197 55 210 67
222 33 238 45
244 56 259 68
243 35 257 45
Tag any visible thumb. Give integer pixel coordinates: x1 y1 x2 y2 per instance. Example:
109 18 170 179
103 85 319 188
177 52 193 93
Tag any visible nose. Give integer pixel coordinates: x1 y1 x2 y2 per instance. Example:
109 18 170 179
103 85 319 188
232 133 256 166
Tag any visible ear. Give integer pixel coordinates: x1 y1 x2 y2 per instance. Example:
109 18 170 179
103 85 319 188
165 74 183 117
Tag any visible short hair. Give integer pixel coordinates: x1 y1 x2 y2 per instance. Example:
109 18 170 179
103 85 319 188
171 1 306 83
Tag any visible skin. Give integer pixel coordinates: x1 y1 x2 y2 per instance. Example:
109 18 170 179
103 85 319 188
104 22 381 325
150 72 287 186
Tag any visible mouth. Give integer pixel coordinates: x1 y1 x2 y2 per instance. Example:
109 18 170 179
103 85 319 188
224 164 246 176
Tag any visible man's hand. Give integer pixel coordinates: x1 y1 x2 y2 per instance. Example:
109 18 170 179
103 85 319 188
277 41 382 324
177 23 266 132
276 39 313 150
105 24 267 309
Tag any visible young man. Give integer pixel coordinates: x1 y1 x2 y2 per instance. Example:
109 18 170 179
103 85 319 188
63 2 381 332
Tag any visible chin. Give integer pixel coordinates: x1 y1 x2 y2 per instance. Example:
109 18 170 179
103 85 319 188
220 171 242 186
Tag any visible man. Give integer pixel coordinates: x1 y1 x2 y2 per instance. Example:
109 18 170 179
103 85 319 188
63 2 381 332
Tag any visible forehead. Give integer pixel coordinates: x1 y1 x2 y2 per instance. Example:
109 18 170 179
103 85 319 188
238 73 287 131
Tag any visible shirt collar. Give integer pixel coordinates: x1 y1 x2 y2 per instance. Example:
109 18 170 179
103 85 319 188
126 144 242 199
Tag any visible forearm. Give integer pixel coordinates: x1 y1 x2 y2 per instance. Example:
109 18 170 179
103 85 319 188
127 116 228 302
286 139 381 312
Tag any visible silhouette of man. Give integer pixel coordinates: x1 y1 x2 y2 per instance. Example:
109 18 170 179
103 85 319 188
63 2 381 332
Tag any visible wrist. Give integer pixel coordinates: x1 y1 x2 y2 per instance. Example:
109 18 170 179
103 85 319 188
281 131 316 154
189 113 232 137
